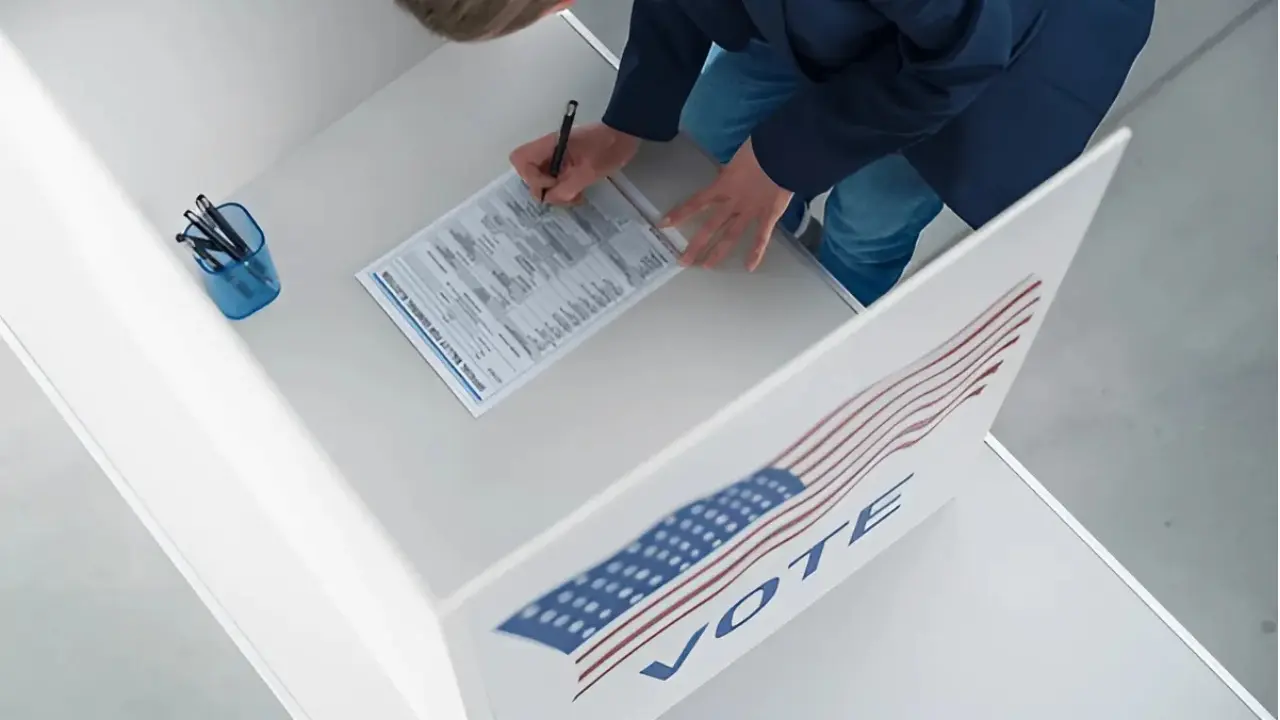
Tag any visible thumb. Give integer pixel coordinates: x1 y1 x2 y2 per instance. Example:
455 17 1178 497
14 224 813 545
544 164 598 205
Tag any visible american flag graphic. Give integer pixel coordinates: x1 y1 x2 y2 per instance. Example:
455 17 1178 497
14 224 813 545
498 276 1042 699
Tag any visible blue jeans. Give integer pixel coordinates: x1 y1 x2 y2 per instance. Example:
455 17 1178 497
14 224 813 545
680 43 944 305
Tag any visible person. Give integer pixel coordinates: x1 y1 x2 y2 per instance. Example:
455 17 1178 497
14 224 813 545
396 0 1154 305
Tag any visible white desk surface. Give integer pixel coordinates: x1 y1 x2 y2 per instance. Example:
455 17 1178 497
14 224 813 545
663 438 1264 719
227 18 854 602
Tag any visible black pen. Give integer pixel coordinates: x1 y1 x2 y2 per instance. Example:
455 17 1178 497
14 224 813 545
197 195 251 256
176 233 224 271
542 100 578 203
184 211 236 258
178 232 222 257
176 233 261 300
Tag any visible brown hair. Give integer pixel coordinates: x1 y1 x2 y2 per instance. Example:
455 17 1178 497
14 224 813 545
395 0 562 42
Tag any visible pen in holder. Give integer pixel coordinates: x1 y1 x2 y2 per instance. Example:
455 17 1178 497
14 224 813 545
180 202 281 320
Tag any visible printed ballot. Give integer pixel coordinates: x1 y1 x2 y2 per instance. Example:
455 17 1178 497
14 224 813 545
358 171 685 416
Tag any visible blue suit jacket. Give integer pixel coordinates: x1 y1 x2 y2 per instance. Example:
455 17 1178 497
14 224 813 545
602 0 1154 227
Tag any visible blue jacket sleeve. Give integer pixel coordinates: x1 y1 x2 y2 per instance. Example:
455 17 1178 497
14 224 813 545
753 0 1015 197
602 0 712 142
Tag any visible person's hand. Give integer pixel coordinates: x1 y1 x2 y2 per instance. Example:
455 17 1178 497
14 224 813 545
510 122 641 205
661 138 793 271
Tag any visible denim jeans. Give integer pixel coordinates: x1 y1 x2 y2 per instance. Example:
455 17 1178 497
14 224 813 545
679 42 944 305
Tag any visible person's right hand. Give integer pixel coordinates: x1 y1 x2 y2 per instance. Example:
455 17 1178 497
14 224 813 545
510 122 640 205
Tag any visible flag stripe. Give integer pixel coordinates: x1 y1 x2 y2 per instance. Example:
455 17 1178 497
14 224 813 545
768 278 1038 469
787 307 1035 482
572 382 989 700
573 302 1035 671
773 279 1040 470
788 336 1020 498
574 284 1039 665
574 355 1008 683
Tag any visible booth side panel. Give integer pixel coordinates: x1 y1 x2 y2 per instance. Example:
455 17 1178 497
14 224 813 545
454 132 1132 720
0 34 472 720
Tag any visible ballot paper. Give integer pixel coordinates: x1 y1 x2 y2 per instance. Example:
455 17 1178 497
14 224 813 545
358 171 686 417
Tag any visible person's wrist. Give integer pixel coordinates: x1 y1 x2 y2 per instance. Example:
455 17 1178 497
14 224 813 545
601 123 641 152
593 120 634 146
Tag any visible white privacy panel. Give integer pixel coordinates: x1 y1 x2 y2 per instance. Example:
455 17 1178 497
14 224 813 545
0 31 472 720
458 131 1131 720
0 0 442 228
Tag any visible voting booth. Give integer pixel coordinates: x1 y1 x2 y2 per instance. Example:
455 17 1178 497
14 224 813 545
0 12 1143 720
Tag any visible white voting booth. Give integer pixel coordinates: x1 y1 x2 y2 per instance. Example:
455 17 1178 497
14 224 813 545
7 11 1242 720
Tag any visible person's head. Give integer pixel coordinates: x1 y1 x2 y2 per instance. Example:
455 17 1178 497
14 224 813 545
395 0 573 42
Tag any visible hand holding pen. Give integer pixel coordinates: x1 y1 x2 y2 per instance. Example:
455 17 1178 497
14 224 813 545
509 104 642 207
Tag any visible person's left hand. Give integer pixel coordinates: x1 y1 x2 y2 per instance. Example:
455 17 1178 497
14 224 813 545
661 138 793 271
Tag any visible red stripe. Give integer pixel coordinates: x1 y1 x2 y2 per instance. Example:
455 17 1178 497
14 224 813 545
576 358 1001 679
767 279 1036 469
787 307 1035 481
574 296 1037 665
763 280 1023 467
779 282 1040 472
791 335 1021 493
576 356 1009 680
572 382 990 700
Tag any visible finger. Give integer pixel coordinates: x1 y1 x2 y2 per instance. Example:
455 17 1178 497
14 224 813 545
509 132 558 167
545 165 597 205
746 216 775 272
509 134 558 189
514 163 555 197
518 168 555 198
701 213 749 268
561 192 585 207
679 203 733 266
661 187 715 228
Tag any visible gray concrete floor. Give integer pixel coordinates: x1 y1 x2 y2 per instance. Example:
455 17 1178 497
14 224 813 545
0 348 287 718
0 4 1275 718
996 2 1279 708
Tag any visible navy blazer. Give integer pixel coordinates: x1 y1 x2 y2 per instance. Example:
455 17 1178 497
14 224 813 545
602 0 1154 227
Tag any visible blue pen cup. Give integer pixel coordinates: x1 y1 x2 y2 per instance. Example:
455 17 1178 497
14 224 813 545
183 203 281 320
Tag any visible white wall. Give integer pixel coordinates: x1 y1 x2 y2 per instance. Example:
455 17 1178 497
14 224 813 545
0 0 443 229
